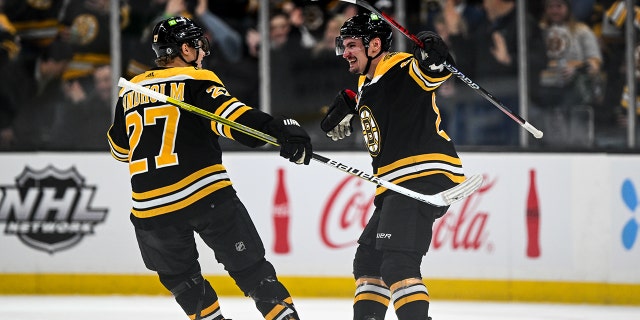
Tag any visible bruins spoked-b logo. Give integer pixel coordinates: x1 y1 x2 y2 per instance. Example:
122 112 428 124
359 106 380 157
0 166 107 254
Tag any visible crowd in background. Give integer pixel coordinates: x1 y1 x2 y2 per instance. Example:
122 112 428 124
0 0 638 151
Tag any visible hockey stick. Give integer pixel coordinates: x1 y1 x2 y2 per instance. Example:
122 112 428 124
118 77 482 207
327 0 543 139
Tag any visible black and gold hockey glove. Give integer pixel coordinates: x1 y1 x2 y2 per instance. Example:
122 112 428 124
413 31 449 72
320 89 357 141
266 116 312 165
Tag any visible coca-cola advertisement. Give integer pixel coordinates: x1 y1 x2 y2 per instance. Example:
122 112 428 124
231 152 574 279
272 168 291 254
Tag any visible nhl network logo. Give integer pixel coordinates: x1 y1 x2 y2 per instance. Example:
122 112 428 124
0 166 108 254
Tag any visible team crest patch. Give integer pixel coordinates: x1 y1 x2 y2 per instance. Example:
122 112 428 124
69 14 99 46
359 106 380 157
0 166 107 254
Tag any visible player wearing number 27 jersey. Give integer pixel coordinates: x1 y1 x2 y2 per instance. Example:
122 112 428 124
107 66 271 228
107 16 308 320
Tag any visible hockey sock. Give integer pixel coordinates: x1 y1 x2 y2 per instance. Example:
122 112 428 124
390 279 430 320
249 277 299 320
353 277 390 320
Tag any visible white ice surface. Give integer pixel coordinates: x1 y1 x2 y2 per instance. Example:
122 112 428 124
1 296 640 320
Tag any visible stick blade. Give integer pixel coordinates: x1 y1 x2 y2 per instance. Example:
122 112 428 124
441 174 483 205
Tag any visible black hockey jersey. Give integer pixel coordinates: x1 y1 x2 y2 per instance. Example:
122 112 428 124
107 67 272 229
354 52 465 202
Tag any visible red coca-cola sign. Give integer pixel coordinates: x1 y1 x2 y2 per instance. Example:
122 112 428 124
320 175 495 252
433 177 494 251
320 176 374 248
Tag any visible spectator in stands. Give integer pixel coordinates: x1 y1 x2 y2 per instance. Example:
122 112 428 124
447 0 547 145
539 3 603 118
59 0 129 83
2 0 65 65
7 39 73 150
194 0 243 63
48 64 112 150
122 0 196 79
139 0 260 112
300 14 358 146
270 9 294 50
594 0 640 146
282 0 318 49
536 0 604 146
195 0 261 109
422 0 485 34
311 14 348 58
539 0 603 104
269 8 308 117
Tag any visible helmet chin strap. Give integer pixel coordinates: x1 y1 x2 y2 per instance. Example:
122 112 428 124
178 46 200 67
361 45 383 76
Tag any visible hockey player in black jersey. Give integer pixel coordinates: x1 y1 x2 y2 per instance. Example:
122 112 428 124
321 12 466 320
107 17 311 320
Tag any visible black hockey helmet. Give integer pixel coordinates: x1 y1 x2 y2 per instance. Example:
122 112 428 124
151 16 210 59
335 12 392 55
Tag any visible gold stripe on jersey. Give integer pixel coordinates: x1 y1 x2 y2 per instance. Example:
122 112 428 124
131 164 231 218
359 52 409 88
432 93 452 141
375 52 407 78
211 98 237 135
133 67 224 85
107 127 129 162
375 153 465 195
211 98 252 139
409 59 451 92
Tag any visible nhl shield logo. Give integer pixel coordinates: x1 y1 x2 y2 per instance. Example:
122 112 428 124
0 166 108 254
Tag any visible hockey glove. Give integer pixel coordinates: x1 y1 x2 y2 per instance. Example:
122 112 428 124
266 116 312 165
413 31 449 72
320 89 357 141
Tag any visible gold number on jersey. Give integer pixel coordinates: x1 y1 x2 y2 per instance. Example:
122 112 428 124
126 112 146 175
126 105 180 175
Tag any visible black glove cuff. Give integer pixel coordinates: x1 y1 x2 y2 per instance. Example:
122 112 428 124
265 116 309 143
320 90 357 132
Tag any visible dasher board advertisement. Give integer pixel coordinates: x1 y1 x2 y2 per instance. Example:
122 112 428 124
0 152 637 285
